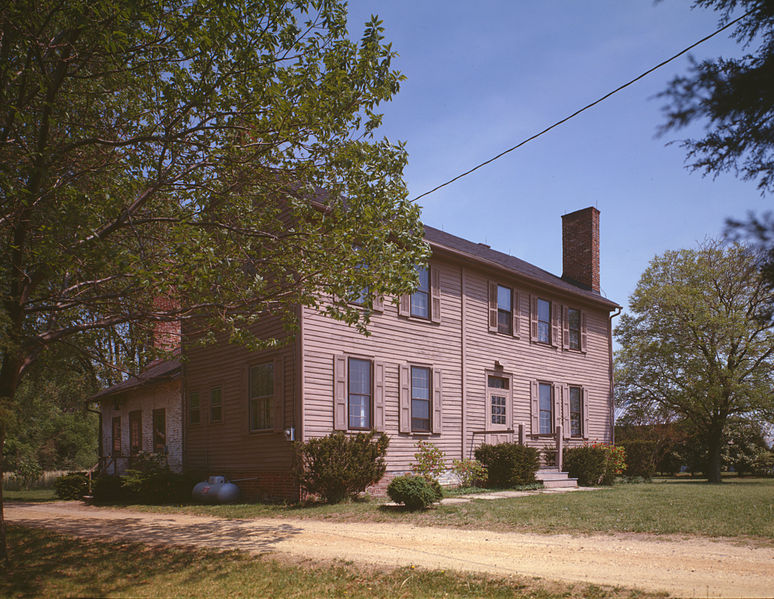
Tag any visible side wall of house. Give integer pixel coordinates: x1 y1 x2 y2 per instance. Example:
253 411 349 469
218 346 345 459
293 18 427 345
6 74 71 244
301 253 613 483
183 318 298 501
100 379 183 474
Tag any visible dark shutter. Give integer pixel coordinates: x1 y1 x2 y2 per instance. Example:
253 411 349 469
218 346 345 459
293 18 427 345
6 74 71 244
398 294 410 317
530 295 538 340
552 383 562 433
551 301 560 347
582 387 590 439
512 290 520 338
399 364 410 433
373 295 384 312
333 355 347 430
581 312 588 353
432 368 443 432
374 360 385 432
488 281 498 332
562 305 570 350
562 383 571 439
431 267 441 323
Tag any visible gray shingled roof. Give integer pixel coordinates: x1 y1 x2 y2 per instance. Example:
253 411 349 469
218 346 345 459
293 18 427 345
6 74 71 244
91 353 181 401
424 225 620 309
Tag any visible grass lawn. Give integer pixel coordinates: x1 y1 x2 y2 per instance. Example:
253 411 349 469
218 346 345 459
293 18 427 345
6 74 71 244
1 525 659 599
2 488 57 502
118 477 774 541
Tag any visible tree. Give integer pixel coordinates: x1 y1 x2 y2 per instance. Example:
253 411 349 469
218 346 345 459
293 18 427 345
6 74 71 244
615 241 774 483
0 0 427 561
659 0 774 194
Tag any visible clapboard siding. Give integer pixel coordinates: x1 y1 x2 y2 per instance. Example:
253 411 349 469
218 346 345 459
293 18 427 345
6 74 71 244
302 254 615 475
183 317 297 475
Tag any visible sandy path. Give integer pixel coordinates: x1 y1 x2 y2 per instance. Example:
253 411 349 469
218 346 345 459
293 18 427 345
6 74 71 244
6 501 774 598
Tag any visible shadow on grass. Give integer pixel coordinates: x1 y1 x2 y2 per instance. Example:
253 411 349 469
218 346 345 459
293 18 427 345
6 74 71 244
2 525 246 598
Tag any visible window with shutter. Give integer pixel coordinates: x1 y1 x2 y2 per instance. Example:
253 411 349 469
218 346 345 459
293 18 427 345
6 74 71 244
129 410 142 455
189 391 200 425
209 387 222 424
411 366 431 432
538 382 553 435
348 357 372 430
568 308 581 350
537 298 551 344
249 362 274 431
569 386 583 437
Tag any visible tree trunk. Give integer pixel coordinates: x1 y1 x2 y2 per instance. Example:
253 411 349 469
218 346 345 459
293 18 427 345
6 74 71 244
0 423 7 565
706 424 724 484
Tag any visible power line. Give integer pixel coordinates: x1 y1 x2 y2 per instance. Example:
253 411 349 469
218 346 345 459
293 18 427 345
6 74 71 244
411 9 754 203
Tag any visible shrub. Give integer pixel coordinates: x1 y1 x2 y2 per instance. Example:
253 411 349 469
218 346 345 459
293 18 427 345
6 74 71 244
92 474 126 502
563 446 607 486
293 431 389 503
597 443 626 484
14 458 42 490
618 440 658 480
387 475 442 510
474 443 539 488
54 472 90 500
411 440 446 481
451 458 487 488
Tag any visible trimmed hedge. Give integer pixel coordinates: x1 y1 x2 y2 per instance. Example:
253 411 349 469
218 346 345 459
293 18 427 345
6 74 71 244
474 443 539 488
387 475 442 510
563 446 608 486
292 431 389 503
618 439 658 480
54 472 90 500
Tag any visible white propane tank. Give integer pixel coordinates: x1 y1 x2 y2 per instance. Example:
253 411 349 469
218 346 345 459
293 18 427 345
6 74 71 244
192 476 240 504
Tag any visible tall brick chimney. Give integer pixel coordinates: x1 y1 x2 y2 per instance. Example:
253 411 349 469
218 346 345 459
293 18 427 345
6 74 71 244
152 295 181 352
561 207 600 294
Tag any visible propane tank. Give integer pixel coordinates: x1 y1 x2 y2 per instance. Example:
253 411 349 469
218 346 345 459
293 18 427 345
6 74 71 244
192 476 240 504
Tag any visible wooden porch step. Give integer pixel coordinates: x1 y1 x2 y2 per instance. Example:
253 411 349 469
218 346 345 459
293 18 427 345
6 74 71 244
535 469 578 488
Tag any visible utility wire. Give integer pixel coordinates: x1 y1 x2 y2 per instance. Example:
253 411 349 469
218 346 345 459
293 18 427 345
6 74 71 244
411 9 754 203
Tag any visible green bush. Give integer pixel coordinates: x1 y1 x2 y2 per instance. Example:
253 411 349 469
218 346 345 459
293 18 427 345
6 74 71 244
387 475 442 510
563 446 608 486
92 474 125 502
619 440 658 480
54 472 90 499
292 431 389 503
474 443 539 488
122 453 192 504
411 440 446 481
451 458 487 488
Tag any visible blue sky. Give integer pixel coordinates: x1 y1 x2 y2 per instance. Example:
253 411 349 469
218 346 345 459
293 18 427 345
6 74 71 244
346 1 770 319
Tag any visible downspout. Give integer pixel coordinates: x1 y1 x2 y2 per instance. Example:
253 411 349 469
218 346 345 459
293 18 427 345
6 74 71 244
608 307 622 444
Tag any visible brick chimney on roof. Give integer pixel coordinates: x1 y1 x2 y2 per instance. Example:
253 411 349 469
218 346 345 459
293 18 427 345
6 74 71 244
152 295 181 352
561 207 600 294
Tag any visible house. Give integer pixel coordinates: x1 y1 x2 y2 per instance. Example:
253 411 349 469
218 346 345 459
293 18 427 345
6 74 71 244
182 206 621 500
95 300 184 475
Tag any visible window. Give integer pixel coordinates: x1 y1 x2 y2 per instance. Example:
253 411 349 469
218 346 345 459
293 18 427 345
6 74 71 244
249 362 274 431
153 408 166 452
411 366 432 432
111 417 121 456
487 375 509 426
537 298 551 343
411 266 430 319
568 308 581 350
539 382 553 434
497 286 512 335
348 358 372 429
129 410 142 455
570 386 582 437
210 387 222 423
189 392 200 425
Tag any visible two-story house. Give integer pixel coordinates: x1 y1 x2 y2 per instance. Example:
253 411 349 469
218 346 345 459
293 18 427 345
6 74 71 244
180 206 620 500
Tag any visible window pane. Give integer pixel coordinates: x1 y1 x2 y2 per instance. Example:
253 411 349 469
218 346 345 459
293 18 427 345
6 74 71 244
491 395 506 425
537 298 551 343
487 376 509 389
570 386 582 437
411 366 431 431
210 387 222 423
348 358 371 429
250 363 273 398
349 394 370 429
411 290 429 318
497 286 511 311
411 367 430 399
539 383 552 434
416 266 429 292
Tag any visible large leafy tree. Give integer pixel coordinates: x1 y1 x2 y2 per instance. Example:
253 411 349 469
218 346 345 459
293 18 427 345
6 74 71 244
659 0 774 193
0 0 427 560
615 241 774 483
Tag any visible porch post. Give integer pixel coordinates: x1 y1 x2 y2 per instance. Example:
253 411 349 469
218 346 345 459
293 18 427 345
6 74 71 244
556 425 563 471
518 423 524 446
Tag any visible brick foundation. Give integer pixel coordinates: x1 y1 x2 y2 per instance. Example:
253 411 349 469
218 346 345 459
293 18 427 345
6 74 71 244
217 470 300 503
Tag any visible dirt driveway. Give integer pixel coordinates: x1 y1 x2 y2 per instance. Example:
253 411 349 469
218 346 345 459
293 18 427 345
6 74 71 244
6 501 774 598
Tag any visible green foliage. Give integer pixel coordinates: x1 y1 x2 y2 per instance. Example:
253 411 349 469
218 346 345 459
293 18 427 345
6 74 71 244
387 475 442 510
618 440 658 480
451 458 487 488
410 440 446 481
563 446 609 486
658 0 774 193
292 431 389 503
615 241 774 482
474 443 539 488
122 453 193 504
54 473 91 500
721 420 774 477
12 458 42 490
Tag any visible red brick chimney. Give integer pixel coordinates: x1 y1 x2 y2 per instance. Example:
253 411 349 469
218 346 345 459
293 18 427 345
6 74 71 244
152 295 181 352
561 207 600 293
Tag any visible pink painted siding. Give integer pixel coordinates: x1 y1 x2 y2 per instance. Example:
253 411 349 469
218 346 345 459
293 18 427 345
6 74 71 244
301 254 614 476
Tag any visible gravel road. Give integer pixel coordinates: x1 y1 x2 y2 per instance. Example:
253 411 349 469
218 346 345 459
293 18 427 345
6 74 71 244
6 501 774 598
